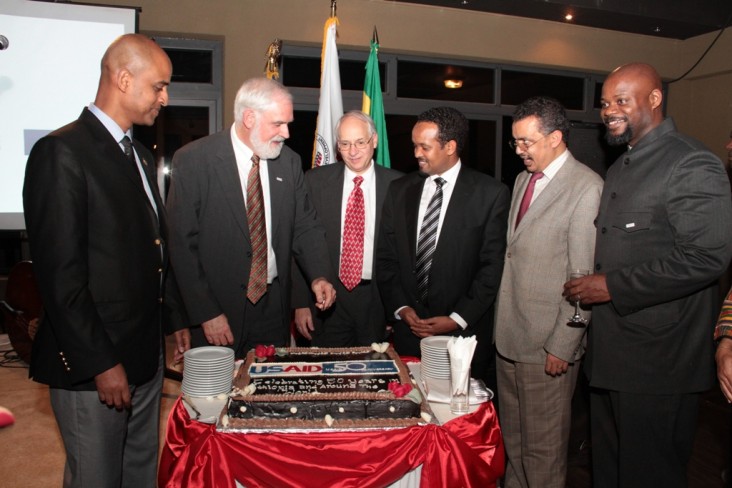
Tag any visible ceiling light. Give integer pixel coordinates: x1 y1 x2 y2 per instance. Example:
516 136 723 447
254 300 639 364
444 79 463 89
565 13 573 21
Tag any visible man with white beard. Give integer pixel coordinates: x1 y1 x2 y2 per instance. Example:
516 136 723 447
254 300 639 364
167 77 335 355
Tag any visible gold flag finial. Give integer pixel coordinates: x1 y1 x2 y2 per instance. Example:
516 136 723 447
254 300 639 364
264 39 283 79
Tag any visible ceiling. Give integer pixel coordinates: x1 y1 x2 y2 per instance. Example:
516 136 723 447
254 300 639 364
389 0 732 40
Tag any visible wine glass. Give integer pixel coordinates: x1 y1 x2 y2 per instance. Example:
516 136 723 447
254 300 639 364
567 269 590 327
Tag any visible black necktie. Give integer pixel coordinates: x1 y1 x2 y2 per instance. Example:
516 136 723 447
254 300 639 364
415 177 445 303
120 136 137 168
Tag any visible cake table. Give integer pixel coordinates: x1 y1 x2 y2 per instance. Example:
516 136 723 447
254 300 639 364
158 364 504 488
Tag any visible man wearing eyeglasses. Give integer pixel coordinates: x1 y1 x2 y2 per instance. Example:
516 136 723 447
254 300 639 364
376 106 510 388
292 111 402 346
495 96 603 488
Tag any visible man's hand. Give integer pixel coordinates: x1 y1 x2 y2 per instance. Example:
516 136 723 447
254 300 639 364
563 273 611 305
545 353 569 377
95 363 130 410
397 307 422 330
311 278 336 311
202 314 234 346
294 307 314 340
408 315 459 338
717 338 732 402
172 328 191 364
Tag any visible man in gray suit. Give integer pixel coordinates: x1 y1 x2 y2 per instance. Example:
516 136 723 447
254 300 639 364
167 77 336 356
495 97 603 488
565 63 732 487
292 111 402 346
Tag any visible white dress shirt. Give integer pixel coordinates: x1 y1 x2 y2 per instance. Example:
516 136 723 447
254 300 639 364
529 149 569 204
230 125 278 283
340 162 376 280
397 161 467 329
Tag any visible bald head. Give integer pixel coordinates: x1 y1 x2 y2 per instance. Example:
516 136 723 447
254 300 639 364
600 62 664 147
95 34 172 132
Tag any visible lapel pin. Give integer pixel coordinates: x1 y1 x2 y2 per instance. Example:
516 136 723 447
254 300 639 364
626 223 635 228
276 177 283 182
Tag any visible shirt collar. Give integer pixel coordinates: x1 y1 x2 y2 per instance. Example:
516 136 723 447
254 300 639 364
344 160 375 184
540 149 569 181
431 160 462 186
88 103 128 142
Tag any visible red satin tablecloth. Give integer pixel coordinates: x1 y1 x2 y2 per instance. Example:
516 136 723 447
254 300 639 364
159 398 504 488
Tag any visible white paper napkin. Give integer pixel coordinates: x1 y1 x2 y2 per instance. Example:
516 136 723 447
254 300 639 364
446 336 477 395
424 377 492 405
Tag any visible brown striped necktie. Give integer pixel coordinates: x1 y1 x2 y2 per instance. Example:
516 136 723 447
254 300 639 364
246 155 267 304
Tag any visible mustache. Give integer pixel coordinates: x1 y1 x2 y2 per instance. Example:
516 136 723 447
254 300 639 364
603 116 627 125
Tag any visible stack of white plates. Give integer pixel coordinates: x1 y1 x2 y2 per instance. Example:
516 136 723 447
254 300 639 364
420 336 451 379
181 346 235 397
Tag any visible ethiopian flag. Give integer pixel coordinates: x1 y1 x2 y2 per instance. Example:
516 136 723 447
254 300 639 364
361 39 390 168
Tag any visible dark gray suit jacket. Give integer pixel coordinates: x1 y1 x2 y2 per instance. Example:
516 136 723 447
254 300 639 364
167 129 332 349
588 118 732 394
291 162 402 344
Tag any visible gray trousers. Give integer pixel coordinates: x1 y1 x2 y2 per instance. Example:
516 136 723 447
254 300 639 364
50 353 164 488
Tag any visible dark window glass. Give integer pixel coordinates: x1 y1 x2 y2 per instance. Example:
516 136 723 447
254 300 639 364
289 111 497 177
397 61 494 103
283 56 386 91
134 105 210 195
501 71 584 110
593 81 604 109
164 49 213 84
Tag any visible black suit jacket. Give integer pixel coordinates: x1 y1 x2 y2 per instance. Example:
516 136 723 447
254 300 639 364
376 165 510 373
291 162 402 341
23 108 187 390
167 129 332 348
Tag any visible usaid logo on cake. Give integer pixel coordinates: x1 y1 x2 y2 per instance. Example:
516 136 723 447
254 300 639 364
250 360 399 377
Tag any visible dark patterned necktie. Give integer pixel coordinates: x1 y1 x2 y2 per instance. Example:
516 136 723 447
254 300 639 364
246 155 267 304
339 176 365 291
415 177 445 303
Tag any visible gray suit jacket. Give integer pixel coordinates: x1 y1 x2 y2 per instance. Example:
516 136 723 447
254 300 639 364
588 118 732 394
495 153 603 364
167 129 332 348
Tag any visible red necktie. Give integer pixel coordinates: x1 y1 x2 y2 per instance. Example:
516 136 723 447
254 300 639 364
247 155 267 304
515 172 544 228
339 176 365 291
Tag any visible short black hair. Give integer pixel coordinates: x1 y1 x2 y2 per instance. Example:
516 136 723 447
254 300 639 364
416 106 469 155
512 96 570 143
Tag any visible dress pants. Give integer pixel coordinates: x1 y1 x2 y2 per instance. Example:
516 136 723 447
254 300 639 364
311 279 386 347
590 388 699 488
236 278 288 356
50 352 164 488
497 355 579 488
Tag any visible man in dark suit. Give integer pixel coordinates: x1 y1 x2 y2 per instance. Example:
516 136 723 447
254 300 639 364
23 34 188 488
376 106 510 387
292 111 402 346
565 63 732 487
167 77 335 355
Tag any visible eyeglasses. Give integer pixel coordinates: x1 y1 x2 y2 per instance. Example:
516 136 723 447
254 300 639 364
508 133 550 151
337 136 373 151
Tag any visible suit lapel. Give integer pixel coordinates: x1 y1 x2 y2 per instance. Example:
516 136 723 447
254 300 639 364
512 157 577 240
405 176 424 264
212 139 250 244
508 171 530 241
373 164 388 264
